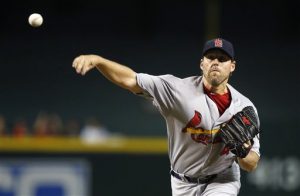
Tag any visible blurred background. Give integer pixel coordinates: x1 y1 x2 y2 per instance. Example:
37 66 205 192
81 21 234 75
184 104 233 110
0 0 299 195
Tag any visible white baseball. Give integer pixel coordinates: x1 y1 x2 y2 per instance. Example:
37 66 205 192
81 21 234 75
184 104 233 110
28 13 43 27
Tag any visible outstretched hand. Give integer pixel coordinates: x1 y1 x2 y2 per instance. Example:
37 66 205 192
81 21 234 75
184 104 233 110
72 54 141 93
72 55 102 75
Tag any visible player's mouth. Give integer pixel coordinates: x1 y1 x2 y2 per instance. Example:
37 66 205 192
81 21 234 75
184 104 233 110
209 68 220 73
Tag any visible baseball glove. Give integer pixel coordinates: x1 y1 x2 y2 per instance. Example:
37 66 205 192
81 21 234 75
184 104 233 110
219 106 260 158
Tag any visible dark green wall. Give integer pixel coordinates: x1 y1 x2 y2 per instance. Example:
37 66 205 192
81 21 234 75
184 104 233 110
0 0 299 195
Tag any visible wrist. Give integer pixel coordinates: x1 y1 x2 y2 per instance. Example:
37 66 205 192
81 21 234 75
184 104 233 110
91 55 106 68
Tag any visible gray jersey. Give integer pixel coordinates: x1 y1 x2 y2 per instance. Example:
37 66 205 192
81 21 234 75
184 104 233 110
136 73 260 178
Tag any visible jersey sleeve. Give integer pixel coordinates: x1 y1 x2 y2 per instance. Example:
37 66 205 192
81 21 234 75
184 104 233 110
251 135 260 157
250 106 261 156
136 73 178 114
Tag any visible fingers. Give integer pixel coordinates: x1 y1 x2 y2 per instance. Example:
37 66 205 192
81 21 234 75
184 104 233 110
243 140 251 148
82 62 92 75
72 55 92 75
74 56 85 74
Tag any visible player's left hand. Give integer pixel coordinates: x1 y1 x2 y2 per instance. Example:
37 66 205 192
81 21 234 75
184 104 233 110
219 106 260 158
243 140 251 148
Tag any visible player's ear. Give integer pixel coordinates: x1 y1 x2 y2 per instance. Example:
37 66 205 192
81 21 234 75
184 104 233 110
200 59 203 70
230 60 236 72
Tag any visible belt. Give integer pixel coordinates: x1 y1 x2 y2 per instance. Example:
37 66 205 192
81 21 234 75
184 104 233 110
170 170 217 184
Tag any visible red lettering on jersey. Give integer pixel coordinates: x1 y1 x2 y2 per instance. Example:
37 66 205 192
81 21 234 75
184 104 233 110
191 134 210 145
182 111 209 144
182 111 215 145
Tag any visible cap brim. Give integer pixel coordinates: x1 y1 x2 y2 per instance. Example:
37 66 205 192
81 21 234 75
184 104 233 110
203 48 234 59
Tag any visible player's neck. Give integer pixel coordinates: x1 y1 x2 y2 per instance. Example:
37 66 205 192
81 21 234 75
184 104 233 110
203 79 228 95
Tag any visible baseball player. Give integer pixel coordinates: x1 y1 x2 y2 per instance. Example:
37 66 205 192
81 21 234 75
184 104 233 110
72 38 261 196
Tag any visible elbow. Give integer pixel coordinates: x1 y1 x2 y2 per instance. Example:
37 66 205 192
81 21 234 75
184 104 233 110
121 76 142 94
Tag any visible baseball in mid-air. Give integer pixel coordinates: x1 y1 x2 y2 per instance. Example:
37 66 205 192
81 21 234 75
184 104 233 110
28 13 43 27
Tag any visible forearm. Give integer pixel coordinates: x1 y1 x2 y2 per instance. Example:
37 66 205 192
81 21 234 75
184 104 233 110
95 57 138 91
73 55 142 93
237 151 260 172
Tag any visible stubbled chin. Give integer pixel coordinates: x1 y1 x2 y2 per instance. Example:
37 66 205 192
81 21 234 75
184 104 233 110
209 72 219 78
208 74 221 86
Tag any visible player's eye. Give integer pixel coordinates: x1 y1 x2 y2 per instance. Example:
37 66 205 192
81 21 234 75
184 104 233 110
205 54 231 62
218 56 226 62
218 56 231 62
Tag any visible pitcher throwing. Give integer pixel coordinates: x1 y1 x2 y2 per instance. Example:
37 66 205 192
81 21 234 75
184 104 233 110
72 38 261 196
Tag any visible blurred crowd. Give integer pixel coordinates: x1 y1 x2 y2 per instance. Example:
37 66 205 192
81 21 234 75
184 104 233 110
0 112 113 141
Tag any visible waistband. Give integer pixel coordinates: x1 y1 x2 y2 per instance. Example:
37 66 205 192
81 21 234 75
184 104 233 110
170 170 217 184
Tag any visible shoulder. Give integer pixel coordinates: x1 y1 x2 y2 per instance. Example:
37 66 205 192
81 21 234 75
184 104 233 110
137 73 178 80
157 74 181 81
137 73 200 84
181 75 202 83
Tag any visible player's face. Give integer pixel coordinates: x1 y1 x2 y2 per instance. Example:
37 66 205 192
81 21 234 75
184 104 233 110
201 49 235 87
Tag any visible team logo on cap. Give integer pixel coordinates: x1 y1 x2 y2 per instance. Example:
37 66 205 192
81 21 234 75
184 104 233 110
214 38 223 48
